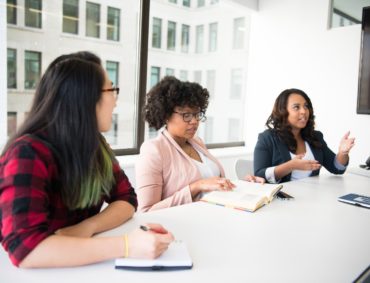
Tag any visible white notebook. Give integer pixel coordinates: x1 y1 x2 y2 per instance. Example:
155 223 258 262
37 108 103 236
115 241 193 270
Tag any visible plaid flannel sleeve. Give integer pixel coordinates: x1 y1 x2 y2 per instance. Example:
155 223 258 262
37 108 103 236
0 141 52 267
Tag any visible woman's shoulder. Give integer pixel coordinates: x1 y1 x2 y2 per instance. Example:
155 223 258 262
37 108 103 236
258 129 276 139
2 134 54 163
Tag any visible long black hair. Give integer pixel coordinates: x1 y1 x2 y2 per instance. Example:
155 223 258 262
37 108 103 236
3 51 115 209
265 88 322 153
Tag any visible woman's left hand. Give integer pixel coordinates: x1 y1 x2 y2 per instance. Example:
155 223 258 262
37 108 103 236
338 131 355 155
243 175 266 184
55 220 95 238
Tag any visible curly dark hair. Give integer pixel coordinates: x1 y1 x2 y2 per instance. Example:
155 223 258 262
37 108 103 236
265 88 322 153
144 76 210 130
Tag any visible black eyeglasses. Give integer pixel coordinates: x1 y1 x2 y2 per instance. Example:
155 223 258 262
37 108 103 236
102 87 120 100
173 111 206 122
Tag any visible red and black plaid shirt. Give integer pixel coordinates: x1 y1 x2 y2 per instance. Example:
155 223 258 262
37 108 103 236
0 134 137 266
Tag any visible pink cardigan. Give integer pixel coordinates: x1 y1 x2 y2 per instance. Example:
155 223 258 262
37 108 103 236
136 129 225 212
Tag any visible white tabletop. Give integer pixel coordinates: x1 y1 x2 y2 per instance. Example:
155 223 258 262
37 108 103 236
1 173 370 283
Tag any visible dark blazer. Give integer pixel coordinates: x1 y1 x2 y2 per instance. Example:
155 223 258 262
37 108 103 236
253 129 346 183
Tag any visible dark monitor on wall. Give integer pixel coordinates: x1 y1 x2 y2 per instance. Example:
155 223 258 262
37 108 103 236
358 6 370 114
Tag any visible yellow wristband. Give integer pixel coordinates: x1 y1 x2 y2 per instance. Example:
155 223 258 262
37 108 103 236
124 234 129 258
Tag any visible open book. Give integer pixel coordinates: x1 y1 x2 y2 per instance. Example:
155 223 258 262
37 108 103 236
201 180 283 212
115 241 193 270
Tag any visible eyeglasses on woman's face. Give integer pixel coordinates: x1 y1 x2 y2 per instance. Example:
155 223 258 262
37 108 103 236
102 87 120 100
173 111 206 123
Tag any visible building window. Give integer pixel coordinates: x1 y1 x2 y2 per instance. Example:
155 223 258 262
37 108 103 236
166 68 175 76
169 0 177 3
7 48 17 89
230 68 243 99
228 118 240 141
167 21 176 51
206 70 216 98
24 50 41 90
103 113 118 145
152 17 162 48
197 0 205 7
7 112 17 137
63 0 79 34
7 0 17 24
204 116 213 143
25 0 42 28
107 7 120 41
195 25 204 53
183 0 190 7
150 66 160 87
209 22 218 52
233 17 245 49
194 70 202 84
86 2 100 38
181 24 190 53
179 70 188 81
106 61 119 87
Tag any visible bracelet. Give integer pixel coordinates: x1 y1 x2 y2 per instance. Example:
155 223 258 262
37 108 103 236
124 234 129 258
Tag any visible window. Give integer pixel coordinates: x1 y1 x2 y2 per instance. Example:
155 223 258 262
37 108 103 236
7 48 17 89
152 17 162 48
169 0 177 3
206 70 216 98
7 112 17 137
330 1 362 28
233 17 245 49
230 68 243 99
204 116 213 143
167 21 176 50
183 0 190 7
197 0 205 8
194 70 202 84
181 24 190 53
106 61 119 87
24 51 41 90
166 68 175 76
179 70 188 81
107 7 120 41
25 0 42 28
104 113 118 145
4 1 143 152
211 0 219 4
7 0 17 24
209 22 218 52
228 118 241 141
86 2 100 38
195 25 204 53
63 0 79 34
150 66 160 87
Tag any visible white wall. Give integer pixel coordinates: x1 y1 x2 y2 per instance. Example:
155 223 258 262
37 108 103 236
245 0 370 167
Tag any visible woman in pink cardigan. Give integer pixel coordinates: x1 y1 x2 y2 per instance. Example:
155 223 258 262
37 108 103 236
136 76 263 212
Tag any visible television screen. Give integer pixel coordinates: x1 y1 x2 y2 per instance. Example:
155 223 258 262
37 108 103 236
358 6 370 114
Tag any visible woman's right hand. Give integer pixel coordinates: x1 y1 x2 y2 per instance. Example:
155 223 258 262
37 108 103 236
127 223 174 259
290 154 321 171
189 177 235 197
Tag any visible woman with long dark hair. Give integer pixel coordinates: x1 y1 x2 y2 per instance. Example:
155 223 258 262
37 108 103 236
0 51 173 268
253 88 355 183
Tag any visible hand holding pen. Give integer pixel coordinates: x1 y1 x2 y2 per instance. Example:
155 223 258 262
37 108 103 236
127 223 174 259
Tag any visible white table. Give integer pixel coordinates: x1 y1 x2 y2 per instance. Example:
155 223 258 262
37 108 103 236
1 174 369 283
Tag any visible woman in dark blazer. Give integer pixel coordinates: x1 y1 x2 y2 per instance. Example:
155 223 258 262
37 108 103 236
253 88 355 183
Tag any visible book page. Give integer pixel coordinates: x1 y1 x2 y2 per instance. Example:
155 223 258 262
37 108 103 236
233 180 282 201
201 190 263 211
115 241 192 268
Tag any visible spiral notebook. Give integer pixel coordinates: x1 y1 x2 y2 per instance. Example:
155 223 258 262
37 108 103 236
115 241 193 271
